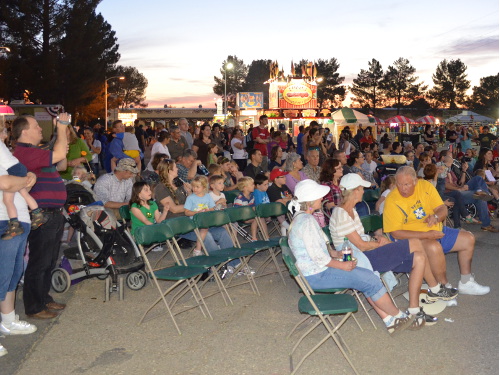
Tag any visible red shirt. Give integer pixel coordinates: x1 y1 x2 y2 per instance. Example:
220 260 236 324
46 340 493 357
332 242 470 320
13 143 67 208
252 126 270 156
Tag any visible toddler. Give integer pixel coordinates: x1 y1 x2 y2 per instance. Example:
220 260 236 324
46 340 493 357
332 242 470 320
209 175 227 210
184 176 214 256
112 126 142 171
375 176 396 215
0 127 45 240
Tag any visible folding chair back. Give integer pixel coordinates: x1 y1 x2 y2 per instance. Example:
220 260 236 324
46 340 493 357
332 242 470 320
224 190 242 205
194 210 231 228
119 205 132 221
225 206 256 222
362 189 380 202
135 222 174 245
256 202 288 218
321 226 332 244
361 214 383 234
165 216 197 236
279 237 299 277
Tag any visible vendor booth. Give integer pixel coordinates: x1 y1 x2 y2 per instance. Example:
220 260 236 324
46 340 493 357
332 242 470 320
329 107 375 146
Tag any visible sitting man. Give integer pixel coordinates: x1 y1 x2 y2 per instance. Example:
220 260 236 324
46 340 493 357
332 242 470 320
302 149 321 183
94 158 138 219
176 149 201 183
243 149 269 179
384 166 490 296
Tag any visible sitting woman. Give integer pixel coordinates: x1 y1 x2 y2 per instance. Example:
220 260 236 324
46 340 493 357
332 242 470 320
288 179 419 335
347 150 378 188
154 159 234 253
330 174 458 326
284 153 307 194
268 145 284 171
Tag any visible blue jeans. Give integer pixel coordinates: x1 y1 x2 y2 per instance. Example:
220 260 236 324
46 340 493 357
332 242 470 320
461 190 490 227
23 210 65 315
466 176 489 193
444 190 469 228
305 266 387 302
0 221 30 301
180 227 239 266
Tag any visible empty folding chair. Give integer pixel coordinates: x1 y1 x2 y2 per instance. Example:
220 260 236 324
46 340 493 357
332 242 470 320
134 223 212 335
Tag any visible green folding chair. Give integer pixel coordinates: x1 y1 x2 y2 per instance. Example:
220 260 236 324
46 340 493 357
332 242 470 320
223 190 242 206
193 210 260 295
279 237 360 375
163 216 233 306
225 206 286 285
135 223 212 335
255 202 289 242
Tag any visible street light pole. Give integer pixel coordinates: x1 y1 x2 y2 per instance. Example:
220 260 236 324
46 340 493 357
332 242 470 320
104 75 125 130
224 62 233 122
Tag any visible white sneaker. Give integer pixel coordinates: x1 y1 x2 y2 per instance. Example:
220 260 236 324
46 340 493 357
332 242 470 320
151 245 163 252
0 344 7 357
0 316 37 335
458 276 490 295
192 249 203 257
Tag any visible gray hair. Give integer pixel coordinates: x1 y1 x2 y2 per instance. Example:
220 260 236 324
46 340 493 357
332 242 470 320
285 153 301 172
395 166 417 180
181 149 197 159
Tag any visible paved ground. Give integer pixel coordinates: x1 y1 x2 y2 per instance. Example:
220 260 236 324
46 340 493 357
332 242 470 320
1 220 498 375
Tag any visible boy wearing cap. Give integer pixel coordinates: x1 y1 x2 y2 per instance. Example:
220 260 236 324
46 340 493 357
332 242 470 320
267 169 292 205
94 158 138 219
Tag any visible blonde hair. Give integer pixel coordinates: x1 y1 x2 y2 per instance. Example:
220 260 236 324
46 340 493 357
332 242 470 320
157 159 179 204
192 175 208 193
208 163 223 176
237 176 254 190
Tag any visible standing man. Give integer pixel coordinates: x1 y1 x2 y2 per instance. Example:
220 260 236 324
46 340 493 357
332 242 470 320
12 114 70 319
476 126 497 149
252 115 270 171
167 126 188 162
178 118 193 149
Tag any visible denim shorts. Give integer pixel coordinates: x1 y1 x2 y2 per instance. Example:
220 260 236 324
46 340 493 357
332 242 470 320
363 239 413 273
0 221 30 301
438 226 460 253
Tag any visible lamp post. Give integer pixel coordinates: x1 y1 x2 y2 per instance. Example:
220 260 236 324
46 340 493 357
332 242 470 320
104 75 125 130
224 62 233 121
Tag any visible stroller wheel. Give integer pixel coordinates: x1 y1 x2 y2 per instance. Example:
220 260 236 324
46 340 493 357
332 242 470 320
51 268 71 294
126 270 147 291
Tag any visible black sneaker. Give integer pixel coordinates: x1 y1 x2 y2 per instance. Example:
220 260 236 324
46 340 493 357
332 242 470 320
427 284 459 301
414 307 438 326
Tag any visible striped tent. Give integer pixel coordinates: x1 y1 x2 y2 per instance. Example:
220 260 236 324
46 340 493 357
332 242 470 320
368 115 386 125
331 107 375 126
415 115 437 124
386 115 414 124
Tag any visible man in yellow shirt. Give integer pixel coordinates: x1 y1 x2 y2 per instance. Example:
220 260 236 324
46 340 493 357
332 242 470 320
384 166 489 296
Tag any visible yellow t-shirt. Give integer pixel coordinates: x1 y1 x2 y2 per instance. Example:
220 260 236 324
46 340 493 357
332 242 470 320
383 179 444 233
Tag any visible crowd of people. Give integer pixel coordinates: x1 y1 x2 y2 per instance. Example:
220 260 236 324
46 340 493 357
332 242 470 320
0 112 498 356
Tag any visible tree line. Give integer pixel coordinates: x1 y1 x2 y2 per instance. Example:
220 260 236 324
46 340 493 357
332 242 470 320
214 55 499 117
0 0 148 122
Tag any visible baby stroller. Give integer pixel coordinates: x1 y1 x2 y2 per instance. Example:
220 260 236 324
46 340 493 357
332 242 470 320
50 182 146 294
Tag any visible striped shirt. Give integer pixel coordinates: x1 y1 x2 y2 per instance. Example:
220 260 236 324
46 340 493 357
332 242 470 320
329 207 365 249
13 143 67 208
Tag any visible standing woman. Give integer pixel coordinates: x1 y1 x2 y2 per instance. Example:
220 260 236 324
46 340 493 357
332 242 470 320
83 127 101 177
307 128 327 165
149 131 171 168
0 163 38 356
60 127 92 180
423 125 435 144
230 128 247 172
284 153 307 194
192 124 212 166
288 179 419 335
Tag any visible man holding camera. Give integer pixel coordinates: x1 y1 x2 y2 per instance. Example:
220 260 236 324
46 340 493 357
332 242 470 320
12 114 70 319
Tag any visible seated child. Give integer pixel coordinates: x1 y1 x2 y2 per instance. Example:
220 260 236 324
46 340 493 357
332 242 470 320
184 176 215 256
72 165 96 189
112 126 143 171
233 176 267 241
129 181 168 236
255 172 290 235
0 132 46 240
207 163 223 177
229 160 244 183
209 175 227 210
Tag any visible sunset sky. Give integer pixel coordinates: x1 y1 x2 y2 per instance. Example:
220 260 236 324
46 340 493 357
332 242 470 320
96 0 499 109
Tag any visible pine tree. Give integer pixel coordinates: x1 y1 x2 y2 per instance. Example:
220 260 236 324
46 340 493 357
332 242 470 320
350 59 385 111
428 59 470 109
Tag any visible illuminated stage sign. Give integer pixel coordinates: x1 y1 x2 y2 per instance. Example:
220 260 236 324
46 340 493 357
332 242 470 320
270 80 317 109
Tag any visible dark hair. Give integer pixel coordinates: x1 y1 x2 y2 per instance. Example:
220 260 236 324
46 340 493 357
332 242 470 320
270 145 281 161
259 115 268 121
151 153 168 171
319 158 341 183
212 123 221 130
199 124 211 139
11 116 31 140
249 148 261 158
217 156 230 165
383 141 392 149
347 150 362 167
477 147 492 164
112 120 122 129
392 141 401 151
254 173 268 186
404 150 414 158
129 181 151 207
157 131 170 143
231 128 242 137
360 142 369 151
208 142 217 152
438 150 449 161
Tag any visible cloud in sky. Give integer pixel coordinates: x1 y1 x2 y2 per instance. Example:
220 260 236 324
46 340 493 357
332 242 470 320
438 36 499 55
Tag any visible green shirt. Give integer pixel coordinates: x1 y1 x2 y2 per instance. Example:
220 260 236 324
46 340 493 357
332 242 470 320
130 201 158 236
59 137 92 180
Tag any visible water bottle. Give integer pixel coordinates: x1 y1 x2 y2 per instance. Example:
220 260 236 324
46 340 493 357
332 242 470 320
342 238 352 262
198 164 209 176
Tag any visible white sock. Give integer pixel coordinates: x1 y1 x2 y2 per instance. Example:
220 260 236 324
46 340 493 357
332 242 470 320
1 311 15 325
395 310 407 319
429 284 441 294
408 307 420 315
280 221 290 229
382 315 393 325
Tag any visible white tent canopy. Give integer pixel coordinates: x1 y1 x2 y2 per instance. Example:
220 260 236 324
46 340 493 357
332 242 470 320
445 110 495 125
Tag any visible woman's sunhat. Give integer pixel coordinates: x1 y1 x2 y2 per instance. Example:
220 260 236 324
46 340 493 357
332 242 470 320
294 179 330 202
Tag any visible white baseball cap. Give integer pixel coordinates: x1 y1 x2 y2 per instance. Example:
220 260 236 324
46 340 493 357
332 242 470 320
294 179 330 203
339 173 371 190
